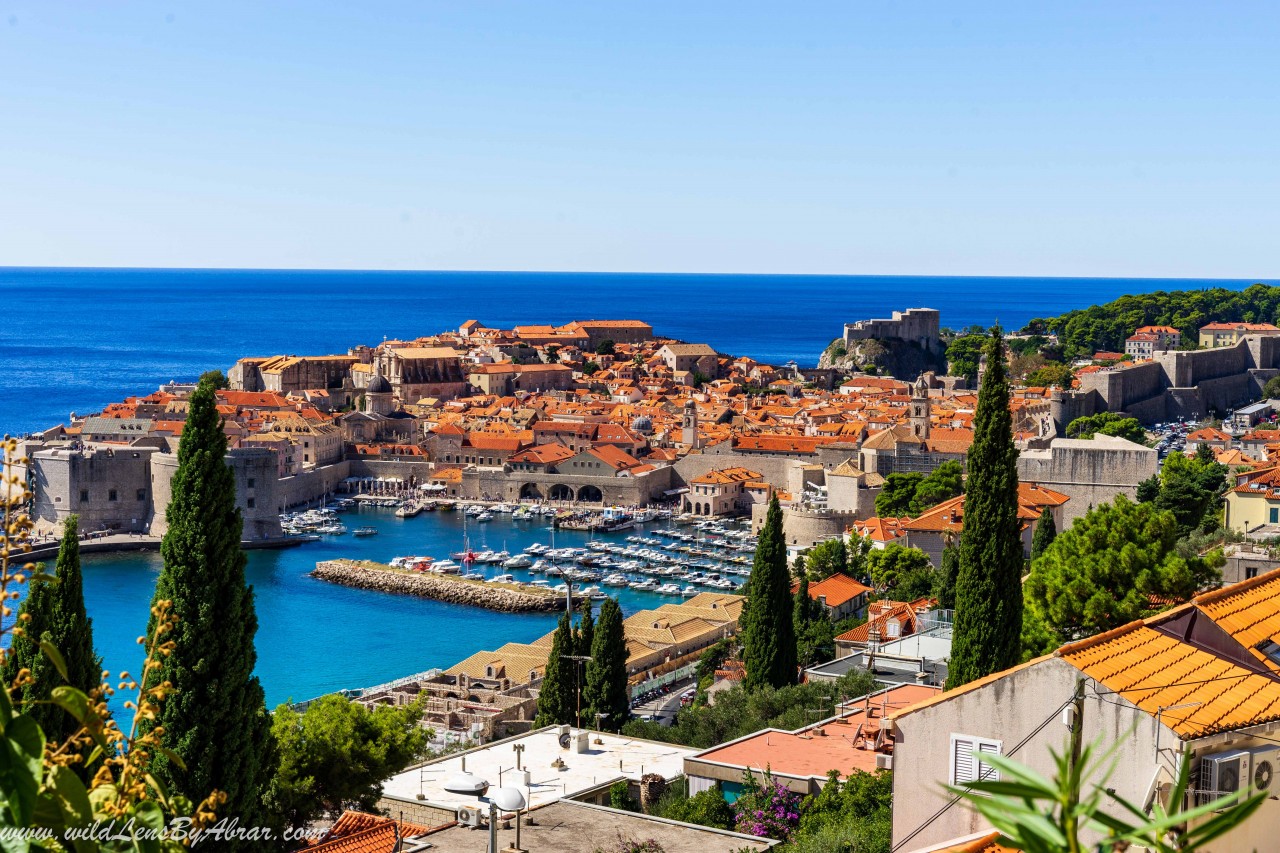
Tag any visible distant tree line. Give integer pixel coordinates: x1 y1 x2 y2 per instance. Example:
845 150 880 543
1024 282 1280 360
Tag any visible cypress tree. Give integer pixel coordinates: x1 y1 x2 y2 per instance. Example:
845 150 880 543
1 515 102 747
577 603 594 658
741 495 797 690
584 598 629 731
144 380 275 843
947 328 1023 689
936 543 959 610
1030 507 1057 563
535 612 575 726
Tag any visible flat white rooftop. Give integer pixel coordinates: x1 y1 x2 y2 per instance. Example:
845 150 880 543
381 726 696 812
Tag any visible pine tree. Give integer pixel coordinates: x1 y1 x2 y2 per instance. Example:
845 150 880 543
1 515 101 748
741 495 797 690
144 380 275 843
584 598 629 731
1030 507 1057 562
947 328 1024 689
535 612 575 727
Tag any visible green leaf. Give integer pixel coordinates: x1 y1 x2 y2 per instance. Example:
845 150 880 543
0 715 45 824
157 746 187 773
49 686 92 727
47 764 93 826
38 642 68 682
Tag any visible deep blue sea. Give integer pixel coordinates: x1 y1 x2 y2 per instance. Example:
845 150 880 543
1 267 1276 708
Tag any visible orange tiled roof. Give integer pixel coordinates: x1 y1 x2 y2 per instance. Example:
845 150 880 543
309 812 436 853
791 573 872 609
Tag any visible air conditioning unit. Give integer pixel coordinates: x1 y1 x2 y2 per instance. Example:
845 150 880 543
875 753 893 771
1252 746 1280 793
1198 749 1252 805
455 806 485 829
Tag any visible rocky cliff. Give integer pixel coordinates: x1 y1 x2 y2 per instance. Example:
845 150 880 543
816 338 946 380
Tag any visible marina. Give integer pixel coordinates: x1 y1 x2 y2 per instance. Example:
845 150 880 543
71 503 758 712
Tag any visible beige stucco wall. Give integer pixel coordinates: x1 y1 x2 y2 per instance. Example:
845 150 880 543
891 657 1175 851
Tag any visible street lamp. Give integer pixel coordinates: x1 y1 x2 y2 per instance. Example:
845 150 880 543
595 711 608 744
490 786 527 853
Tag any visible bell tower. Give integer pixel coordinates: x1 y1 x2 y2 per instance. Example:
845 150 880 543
681 400 701 449
910 373 931 440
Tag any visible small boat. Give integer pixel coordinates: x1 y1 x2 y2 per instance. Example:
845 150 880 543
580 585 608 601
488 573 516 584
529 559 550 574
551 583 570 595
603 573 629 587
432 560 460 574
681 586 700 597
476 511 494 523
503 554 534 569
461 571 485 581
352 526 378 537
628 578 658 591
656 583 682 595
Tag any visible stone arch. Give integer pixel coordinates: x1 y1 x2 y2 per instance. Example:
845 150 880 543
577 484 603 503
548 484 574 502
519 482 543 500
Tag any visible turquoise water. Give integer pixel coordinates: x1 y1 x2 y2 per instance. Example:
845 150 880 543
75 508 709 708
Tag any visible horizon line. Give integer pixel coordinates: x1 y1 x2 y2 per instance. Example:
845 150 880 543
1 264 1277 284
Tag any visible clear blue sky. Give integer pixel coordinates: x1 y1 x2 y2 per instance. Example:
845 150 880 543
1 2 1277 277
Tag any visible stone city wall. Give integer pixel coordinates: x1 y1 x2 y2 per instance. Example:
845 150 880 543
29 447 156 535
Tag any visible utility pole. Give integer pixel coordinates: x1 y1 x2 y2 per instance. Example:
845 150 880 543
1065 677 1086 853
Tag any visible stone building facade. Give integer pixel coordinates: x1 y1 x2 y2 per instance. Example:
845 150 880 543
843 308 941 352
1016 434 1156 526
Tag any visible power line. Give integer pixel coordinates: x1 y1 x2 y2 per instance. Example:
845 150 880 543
890 695 1075 852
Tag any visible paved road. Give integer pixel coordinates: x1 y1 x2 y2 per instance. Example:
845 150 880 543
630 678 694 727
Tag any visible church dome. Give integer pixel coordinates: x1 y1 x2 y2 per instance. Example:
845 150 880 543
367 373 392 394
631 415 653 434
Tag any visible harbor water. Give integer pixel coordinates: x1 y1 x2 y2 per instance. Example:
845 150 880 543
73 506 746 709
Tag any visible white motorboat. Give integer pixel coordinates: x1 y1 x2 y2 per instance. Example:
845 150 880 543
602 573 629 587
504 554 534 569
656 583 682 595
431 560 460 574
488 573 516 584
476 511 494 522
628 578 658 591
681 586 700 597
580 585 608 601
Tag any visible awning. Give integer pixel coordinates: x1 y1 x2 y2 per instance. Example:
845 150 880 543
664 488 689 496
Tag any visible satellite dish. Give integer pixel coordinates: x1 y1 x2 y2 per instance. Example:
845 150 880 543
558 732 573 749
442 772 489 796
491 787 526 812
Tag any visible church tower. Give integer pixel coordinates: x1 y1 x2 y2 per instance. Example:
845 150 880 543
681 400 701 449
910 373 932 440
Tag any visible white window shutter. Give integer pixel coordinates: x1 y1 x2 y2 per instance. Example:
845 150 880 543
952 736 976 784
977 740 1002 781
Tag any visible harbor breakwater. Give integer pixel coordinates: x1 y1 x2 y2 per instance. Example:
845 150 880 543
311 559 561 612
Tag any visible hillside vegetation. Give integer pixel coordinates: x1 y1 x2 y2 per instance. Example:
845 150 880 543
1024 282 1280 359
